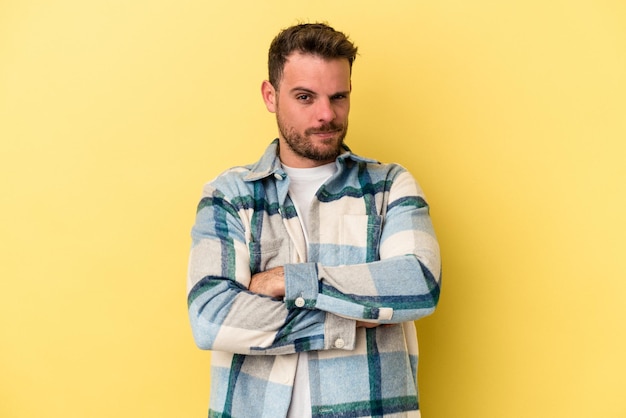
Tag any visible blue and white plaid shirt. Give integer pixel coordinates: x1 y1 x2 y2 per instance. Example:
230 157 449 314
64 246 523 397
188 140 441 417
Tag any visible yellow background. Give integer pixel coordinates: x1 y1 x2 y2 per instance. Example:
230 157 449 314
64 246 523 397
2 1 625 417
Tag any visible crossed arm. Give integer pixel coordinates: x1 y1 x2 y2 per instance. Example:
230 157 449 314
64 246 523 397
249 266 378 329
187 171 441 354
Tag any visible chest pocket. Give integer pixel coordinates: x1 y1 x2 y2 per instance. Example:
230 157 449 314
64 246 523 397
340 214 383 263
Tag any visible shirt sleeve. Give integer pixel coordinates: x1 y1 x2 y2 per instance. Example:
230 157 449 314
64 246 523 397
187 185 357 355
283 170 442 323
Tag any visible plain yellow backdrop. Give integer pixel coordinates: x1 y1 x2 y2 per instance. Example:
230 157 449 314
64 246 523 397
1 1 625 417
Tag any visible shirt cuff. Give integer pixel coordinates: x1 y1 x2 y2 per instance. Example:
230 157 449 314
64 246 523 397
324 313 356 351
284 262 319 309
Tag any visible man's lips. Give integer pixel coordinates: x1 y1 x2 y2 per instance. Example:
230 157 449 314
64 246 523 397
307 127 342 135
311 130 340 135
309 131 340 140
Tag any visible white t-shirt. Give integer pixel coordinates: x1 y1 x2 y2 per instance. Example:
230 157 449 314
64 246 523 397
282 162 337 418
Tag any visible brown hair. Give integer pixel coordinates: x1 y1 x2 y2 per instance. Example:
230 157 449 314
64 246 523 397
268 23 358 89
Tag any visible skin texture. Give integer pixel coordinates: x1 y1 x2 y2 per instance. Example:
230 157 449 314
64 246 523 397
248 266 285 298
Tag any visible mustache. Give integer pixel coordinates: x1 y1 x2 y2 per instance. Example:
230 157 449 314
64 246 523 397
306 123 344 135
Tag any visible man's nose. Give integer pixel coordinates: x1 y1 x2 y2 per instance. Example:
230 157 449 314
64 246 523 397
315 98 336 122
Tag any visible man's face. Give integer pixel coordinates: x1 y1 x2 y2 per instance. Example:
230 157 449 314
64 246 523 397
262 52 352 168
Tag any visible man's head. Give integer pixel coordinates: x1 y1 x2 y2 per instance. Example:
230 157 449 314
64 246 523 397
267 23 358 91
262 23 358 168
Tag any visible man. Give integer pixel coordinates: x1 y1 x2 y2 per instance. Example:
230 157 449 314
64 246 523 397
187 23 441 418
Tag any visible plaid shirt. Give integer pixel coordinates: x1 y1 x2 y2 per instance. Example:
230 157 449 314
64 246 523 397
187 140 441 418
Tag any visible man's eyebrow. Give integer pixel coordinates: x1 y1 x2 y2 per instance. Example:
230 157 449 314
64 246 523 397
289 87 317 95
289 87 351 97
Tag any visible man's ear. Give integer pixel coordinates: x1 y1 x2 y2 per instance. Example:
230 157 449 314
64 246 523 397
261 80 277 113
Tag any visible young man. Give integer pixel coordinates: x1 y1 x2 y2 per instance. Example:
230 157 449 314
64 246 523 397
187 23 441 418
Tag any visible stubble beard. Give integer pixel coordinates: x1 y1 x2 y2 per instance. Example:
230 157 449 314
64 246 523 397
277 112 348 163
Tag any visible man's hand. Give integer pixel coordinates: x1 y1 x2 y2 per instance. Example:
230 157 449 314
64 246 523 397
249 266 285 299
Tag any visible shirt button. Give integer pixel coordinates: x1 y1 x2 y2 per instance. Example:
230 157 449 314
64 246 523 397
334 338 345 349
274 173 283 180
294 297 305 308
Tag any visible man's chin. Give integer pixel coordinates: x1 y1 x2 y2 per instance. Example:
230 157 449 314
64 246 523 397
308 142 343 161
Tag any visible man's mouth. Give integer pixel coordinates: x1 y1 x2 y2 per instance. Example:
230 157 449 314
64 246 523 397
307 125 342 136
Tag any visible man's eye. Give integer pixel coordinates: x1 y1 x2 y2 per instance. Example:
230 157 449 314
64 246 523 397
297 94 310 101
